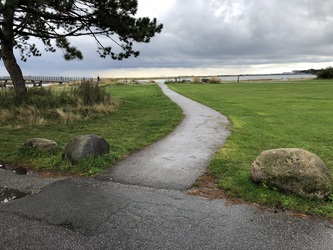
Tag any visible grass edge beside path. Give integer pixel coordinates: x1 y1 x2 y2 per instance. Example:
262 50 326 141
0 84 183 176
169 80 333 220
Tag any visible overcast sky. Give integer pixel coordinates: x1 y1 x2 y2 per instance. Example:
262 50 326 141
2 0 333 77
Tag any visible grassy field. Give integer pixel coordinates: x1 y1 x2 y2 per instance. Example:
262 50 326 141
170 80 333 219
0 84 183 176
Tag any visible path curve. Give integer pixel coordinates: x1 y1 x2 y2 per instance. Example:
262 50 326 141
98 83 231 190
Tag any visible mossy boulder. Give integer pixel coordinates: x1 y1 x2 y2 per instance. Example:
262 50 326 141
62 134 109 164
251 148 332 199
23 138 58 152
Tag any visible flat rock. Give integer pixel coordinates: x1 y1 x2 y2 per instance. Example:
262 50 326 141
23 138 58 152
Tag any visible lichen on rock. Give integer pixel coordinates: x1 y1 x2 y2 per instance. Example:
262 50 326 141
251 148 333 199
23 138 58 152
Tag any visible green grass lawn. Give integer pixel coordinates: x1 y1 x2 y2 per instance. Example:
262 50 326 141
0 84 183 176
170 80 333 219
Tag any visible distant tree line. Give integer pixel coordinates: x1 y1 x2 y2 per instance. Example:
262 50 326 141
298 69 321 75
315 67 333 79
298 67 333 79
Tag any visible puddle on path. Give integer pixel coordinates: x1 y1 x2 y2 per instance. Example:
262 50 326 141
0 164 30 203
0 187 30 203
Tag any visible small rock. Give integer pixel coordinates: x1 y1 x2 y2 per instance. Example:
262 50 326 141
23 138 58 152
251 148 333 199
62 134 110 164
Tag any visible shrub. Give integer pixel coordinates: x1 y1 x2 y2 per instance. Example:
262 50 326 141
316 67 333 79
0 87 74 109
0 88 16 108
26 88 74 109
0 81 119 126
209 77 222 84
72 81 111 105
192 76 201 83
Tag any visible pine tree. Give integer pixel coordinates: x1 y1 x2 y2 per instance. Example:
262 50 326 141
0 0 162 99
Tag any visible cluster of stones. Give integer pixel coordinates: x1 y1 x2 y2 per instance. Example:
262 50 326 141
251 148 332 199
22 138 333 200
23 134 109 164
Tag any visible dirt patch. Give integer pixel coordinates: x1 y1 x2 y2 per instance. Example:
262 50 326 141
187 174 242 205
188 173 333 223
35 169 79 178
0 162 78 178
0 163 31 175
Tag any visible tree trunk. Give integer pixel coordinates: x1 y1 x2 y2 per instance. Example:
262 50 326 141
1 2 27 101
1 42 27 100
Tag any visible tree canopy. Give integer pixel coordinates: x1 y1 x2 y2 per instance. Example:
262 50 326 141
316 67 333 79
0 0 163 98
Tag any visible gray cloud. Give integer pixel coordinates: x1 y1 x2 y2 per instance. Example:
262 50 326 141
3 0 333 76
142 0 333 66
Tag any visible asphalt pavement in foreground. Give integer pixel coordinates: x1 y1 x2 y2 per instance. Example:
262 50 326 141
0 83 333 249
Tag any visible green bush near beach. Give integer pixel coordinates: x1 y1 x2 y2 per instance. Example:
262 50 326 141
170 80 333 219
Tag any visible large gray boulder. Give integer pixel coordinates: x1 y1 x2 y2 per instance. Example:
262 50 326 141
62 134 110 164
251 148 332 199
23 138 58 152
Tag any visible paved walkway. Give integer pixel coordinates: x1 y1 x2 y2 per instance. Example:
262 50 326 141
0 83 332 249
97 83 230 190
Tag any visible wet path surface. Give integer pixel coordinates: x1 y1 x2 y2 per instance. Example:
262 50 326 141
97 83 230 190
1 179 333 249
0 83 332 249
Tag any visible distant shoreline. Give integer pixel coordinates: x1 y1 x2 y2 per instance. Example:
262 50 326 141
109 73 316 81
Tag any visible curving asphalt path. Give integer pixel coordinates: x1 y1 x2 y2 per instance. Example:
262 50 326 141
0 83 332 249
96 82 231 190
